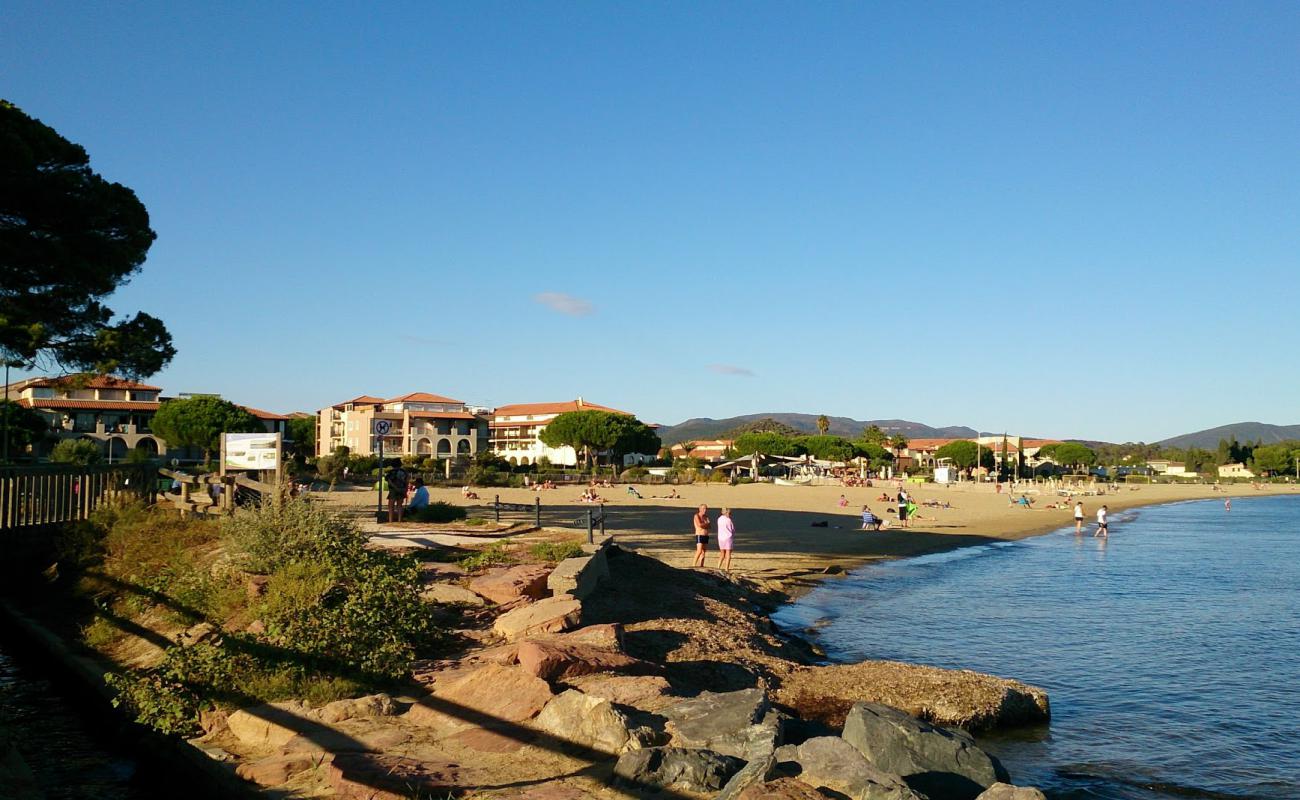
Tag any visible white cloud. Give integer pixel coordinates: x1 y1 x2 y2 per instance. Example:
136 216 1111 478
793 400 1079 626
534 292 595 316
708 364 755 377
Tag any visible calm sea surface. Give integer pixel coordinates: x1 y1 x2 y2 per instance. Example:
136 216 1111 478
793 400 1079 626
773 496 1300 799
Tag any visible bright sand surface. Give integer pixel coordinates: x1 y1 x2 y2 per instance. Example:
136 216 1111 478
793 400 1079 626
323 479 1299 582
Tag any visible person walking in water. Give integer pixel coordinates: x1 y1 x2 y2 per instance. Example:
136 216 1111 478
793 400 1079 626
1225 497 1231 512
1094 504 1109 537
692 504 712 568
716 507 735 571
1074 500 1085 534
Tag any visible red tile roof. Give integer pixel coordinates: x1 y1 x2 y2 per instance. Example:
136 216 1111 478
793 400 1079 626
239 405 289 421
29 375 162 391
904 438 961 451
387 392 464 404
332 395 385 408
21 398 160 411
493 400 629 418
1022 439 1062 448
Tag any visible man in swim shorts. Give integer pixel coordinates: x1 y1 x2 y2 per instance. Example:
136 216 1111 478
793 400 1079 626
1095 504 1108 537
1074 500 1084 534
692 504 711 567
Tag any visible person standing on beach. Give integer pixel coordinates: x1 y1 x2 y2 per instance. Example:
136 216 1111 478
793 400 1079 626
897 488 909 528
692 504 711 567
716 507 735 571
1095 505 1108 537
1074 500 1085 534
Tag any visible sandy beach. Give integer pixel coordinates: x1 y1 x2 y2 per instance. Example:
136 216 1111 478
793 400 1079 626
324 479 1300 585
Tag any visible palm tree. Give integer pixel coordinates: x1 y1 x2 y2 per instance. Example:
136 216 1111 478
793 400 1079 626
890 434 909 463
816 415 830 436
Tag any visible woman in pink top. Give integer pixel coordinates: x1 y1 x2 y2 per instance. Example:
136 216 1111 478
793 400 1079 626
716 507 735 571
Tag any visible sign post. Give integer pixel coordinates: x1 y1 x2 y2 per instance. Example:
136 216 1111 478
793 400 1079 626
374 419 391 521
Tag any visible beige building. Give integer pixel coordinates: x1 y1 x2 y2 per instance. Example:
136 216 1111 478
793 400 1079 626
490 398 630 467
6 375 166 460
317 392 489 460
1218 462 1255 479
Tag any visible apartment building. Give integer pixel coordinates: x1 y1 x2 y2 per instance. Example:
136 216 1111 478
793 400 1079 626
489 398 630 467
7 375 166 459
316 392 489 459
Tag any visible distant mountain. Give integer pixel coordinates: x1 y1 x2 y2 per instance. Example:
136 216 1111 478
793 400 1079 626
655 413 978 445
1157 422 1300 450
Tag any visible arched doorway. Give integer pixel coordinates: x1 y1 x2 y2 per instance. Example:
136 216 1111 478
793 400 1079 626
456 440 471 455
415 438 433 456
107 436 128 462
436 439 451 457
135 437 160 456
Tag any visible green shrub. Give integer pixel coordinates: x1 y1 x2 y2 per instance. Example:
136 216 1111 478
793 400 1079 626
620 466 649 480
528 540 584 563
463 517 490 526
406 502 467 523
102 499 438 734
458 542 515 572
50 438 103 465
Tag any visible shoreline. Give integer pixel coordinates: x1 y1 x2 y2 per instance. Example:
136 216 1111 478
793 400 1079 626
338 480 1300 605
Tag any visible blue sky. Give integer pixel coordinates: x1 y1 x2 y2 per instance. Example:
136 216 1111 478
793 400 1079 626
4 2 1298 442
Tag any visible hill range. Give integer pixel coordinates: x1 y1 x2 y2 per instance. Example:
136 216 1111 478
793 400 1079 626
654 413 978 445
1155 422 1300 450
653 414 1300 452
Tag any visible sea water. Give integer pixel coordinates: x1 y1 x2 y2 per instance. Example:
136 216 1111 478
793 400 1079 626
773 496 1300 799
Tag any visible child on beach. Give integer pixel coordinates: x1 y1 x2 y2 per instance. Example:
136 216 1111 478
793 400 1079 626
1074 500 1085 533
1095 505 1108 537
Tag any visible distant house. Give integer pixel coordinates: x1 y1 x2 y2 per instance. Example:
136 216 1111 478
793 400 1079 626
317 392 490 460
1149 460 1190 476
239 405 290 436
1218 462 1255 479
670 439 734 463
7 374 166 460
491 398 632 467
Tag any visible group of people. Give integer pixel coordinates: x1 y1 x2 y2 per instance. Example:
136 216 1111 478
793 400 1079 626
383 463 430 522
1071 499 1109 537
690 504 736 571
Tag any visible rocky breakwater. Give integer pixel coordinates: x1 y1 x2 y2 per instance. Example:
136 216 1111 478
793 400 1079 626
197 539 1049 799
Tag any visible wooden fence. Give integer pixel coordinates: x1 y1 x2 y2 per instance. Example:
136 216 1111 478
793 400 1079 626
0 463 158 532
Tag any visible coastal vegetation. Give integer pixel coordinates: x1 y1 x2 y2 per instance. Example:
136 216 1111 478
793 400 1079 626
49 438 103 465
60 498 438 735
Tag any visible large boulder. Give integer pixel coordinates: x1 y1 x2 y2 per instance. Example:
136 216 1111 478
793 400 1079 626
613 747 745 793
977 783 1048 800
735 778 832 799
778 661 1050 731
662 688 773 758
421 583 487 606
411 663 553 729
315 694 400 724
843 702 1010 800
470 564 553 605
227 701 314 749
516 640 658 681
235 753 318 786
566 674 674 711
533 689 635 755
494 596 583 642
772 736 923 800
543 622 624 651
327 753 466 800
